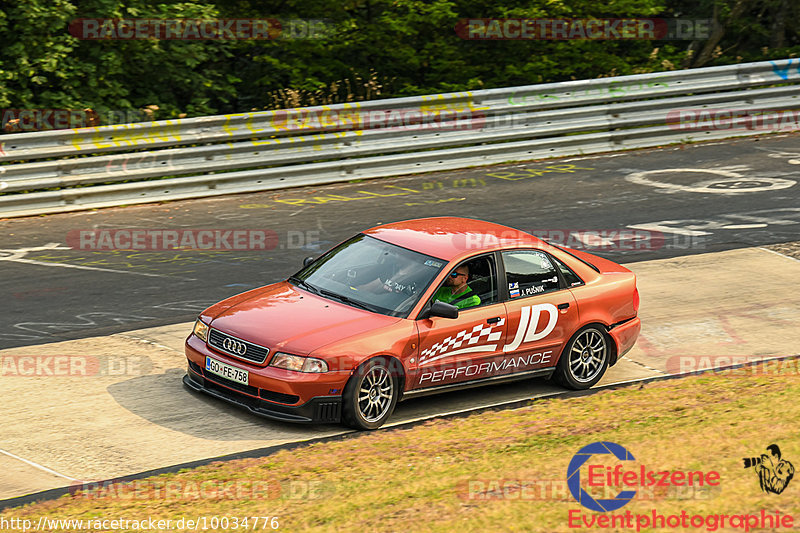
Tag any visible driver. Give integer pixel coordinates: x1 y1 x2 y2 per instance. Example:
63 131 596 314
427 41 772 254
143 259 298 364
434 265 480 309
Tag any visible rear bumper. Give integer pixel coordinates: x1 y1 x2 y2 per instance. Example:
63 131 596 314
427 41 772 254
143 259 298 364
184 367 342 424
608 317 641 365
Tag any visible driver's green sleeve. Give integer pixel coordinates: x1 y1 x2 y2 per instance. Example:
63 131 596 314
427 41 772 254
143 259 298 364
434 286 481 309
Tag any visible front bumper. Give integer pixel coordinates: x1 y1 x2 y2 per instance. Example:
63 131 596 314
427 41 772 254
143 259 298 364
184 334 345 424
184 367 342 423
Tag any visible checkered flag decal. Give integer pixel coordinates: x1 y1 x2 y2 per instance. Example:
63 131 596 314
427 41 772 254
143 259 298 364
420 319 505 363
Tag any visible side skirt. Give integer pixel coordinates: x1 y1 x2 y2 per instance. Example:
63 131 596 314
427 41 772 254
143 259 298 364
400 367 555 401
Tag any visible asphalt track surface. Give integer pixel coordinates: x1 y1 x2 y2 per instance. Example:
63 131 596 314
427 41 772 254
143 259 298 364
2 133 800 350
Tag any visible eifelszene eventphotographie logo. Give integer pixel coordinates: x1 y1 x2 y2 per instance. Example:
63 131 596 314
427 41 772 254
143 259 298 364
567 441 721 513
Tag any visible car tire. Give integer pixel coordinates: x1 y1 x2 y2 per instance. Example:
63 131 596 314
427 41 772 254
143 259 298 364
342 357 400 430
553 325 610 390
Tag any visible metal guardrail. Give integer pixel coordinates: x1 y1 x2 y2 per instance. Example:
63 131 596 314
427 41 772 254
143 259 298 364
2 58 799 218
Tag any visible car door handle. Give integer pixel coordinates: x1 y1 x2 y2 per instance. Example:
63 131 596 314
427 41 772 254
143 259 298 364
557 303 570 310
486 317 502 324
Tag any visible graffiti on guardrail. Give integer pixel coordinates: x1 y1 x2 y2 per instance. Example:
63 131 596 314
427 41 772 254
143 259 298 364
69 122 183 151
508 78 670 105
0 109 179 133
270 107 486 133
59 100 490 152
771 59 800 80
102 152 177 173
242 98 490 138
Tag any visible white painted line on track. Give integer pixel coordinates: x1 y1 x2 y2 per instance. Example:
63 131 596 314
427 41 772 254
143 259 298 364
0 448 80 482
0 242 197 280
620 356 667 375
758 246 800 264
7 258 195 280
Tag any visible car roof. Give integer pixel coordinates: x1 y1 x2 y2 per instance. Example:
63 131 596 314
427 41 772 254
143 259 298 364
362 217 547 260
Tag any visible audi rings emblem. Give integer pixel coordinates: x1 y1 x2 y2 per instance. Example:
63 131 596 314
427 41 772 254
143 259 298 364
222 337 247 355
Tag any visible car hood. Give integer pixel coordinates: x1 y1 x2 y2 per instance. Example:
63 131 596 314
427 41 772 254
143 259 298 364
207 281 401 356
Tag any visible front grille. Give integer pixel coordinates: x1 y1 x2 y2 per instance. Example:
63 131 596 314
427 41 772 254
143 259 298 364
208 328 270 364
260 389 300 405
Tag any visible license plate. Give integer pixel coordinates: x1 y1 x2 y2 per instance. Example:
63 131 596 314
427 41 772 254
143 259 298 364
205 356 249 386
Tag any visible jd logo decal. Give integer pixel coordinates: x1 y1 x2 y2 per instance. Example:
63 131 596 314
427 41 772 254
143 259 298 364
503 303 559 352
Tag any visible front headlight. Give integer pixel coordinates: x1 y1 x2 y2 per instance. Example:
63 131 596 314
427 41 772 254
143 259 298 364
193 319 209 342
270 353 328 373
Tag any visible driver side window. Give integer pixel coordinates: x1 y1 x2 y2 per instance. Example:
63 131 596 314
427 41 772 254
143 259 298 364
429 255 498 310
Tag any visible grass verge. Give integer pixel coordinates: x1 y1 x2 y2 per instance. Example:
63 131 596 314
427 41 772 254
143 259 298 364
3 370 800 532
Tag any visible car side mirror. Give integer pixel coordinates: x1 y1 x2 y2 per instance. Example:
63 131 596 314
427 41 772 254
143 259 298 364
303 256 315 267
426 300 459 319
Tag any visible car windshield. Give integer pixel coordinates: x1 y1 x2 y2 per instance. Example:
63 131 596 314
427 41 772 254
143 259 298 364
290 234 446 317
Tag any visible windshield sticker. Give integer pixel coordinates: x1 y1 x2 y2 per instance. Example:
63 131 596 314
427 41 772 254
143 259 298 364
424 259 443 268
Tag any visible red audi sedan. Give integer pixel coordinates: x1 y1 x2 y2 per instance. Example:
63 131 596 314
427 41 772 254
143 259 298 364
184 217 640 429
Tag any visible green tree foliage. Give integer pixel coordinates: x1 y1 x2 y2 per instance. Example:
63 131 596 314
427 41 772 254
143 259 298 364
0 0 798 121
0 0 238 117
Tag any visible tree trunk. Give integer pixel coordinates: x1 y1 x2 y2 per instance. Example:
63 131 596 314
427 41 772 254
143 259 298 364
692 0 753 67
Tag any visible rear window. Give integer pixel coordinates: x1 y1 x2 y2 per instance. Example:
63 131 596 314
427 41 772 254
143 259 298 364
552 257 584 287
549 244 600 273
